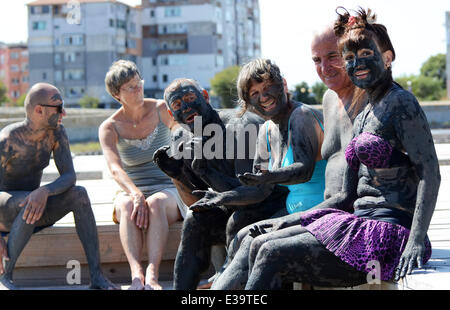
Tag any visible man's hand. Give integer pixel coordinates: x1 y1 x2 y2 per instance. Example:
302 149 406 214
20 187 50 225
189 190 223 212
153 145 183 179
0 237 9 275
130 191 149 230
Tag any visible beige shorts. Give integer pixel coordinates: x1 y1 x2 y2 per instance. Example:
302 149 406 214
112 186 188 224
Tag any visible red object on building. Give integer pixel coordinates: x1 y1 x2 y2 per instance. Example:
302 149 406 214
0 43 30 105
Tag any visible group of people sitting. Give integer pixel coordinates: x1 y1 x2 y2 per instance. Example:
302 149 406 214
0 7 440 290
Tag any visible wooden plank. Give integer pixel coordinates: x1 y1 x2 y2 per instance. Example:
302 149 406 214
14 222 183 267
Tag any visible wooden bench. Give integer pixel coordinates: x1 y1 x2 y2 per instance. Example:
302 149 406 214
10 220 184 287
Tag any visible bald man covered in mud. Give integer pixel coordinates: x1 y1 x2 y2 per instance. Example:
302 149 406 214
0 83 116 290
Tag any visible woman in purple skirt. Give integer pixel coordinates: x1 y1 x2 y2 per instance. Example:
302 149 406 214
244 7 441 289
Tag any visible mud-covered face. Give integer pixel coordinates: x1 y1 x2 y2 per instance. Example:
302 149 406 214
247 80 286 119
343 38 385 89
166 84 212 132
43 92 65 128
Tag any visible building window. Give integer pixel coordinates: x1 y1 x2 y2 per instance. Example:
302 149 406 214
42 72 47 80
164 7 181 17
153 75 157 82
162 74 168 83
150 10 155 17
64 52 76 63
63 34 84 46
109 19 115 27
10 65 19 72
64 69 84 81
129 22 136 34
55 71 62 82
160 56 168 65
32 21 47 30
42 5 50 14
116 19 126 30
54 53 61 65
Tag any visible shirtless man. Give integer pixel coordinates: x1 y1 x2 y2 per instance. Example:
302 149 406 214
311 25 367 198
0 83 116 290
153 78 288 289
209 27 368 290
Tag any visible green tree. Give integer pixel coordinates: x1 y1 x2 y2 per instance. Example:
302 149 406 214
292 82 317 105
79 95 100 108
0 81 8 105
420 53 446 89
14 93 27 107
210 66 240 108
396 75 445 101
311 81 328 104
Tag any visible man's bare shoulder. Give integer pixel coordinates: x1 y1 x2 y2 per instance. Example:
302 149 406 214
0 122 26 143
322 89 339 107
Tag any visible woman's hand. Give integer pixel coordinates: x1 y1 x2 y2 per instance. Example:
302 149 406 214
394 239 426 281
238 171 271 186
130 191 148 230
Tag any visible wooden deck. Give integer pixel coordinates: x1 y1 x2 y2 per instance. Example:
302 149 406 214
5 159 450 290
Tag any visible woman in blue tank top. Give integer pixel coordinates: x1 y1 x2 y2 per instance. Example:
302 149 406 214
189 58 326 217
205 58 327 289
237 60 327 215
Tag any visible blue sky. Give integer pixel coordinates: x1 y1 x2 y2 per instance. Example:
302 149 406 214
1 0 449 88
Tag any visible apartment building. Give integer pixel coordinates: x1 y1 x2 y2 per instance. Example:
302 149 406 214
27 0 261 106
27 0 141 106
140 0 261 98
0 43 30 104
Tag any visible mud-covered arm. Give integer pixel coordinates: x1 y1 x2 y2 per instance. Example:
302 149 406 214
240 110 321 186
44 125 76 195
183 135 242 192
392 92 441 279
190 124 273 211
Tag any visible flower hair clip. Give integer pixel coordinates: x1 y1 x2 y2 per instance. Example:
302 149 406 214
347 16 357 26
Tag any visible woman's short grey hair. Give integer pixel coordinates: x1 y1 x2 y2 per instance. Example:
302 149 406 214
237 58 284 115
105 60 141 98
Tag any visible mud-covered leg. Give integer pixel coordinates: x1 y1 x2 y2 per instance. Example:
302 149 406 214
173 208 229 290
246 228 367 290
35 186 117 289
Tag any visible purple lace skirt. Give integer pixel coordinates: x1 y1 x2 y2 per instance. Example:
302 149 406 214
299 208 432 281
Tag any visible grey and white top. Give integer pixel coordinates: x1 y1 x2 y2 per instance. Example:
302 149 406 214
116 111 173 198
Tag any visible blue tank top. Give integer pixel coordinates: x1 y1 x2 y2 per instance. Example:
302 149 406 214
267 110 326 214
